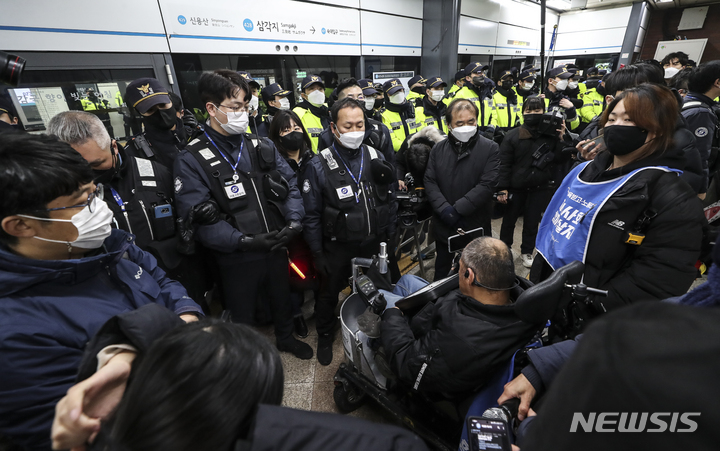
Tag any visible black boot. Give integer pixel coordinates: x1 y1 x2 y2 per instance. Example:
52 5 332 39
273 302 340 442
277 337 313 360
293 315 309 338
317 333 334 366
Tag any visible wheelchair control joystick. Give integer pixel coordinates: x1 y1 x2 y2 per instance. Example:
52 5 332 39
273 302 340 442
356 274 387 314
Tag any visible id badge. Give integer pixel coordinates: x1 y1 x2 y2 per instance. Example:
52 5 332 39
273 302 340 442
336 185 354 200
224 182 246 199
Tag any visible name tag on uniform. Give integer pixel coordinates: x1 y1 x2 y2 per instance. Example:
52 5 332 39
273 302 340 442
199 148 215 160
336 185 354 200
407 120 417 129
224 182 246 199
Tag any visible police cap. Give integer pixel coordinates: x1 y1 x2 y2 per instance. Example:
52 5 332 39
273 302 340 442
383 78 404 96
425 77 447 89
465 62 489 76
125 78 172 114
237 71 260 90
408 75 426 87
546 66 573 80
453 70 466 82
0 96 17 119
301 74 325 91
358 78 378 96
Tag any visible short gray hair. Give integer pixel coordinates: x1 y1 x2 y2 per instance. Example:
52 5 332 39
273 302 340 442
47 111 111 151
460 237 515 290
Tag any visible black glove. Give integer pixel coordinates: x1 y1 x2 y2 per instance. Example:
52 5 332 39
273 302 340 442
271 220 303 252
175 217 195 255
440 206 461 226
313 251 331 278
238 231 279 252
191 200 221 226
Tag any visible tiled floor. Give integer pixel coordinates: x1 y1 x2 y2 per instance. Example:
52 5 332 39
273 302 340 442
251 217 532 423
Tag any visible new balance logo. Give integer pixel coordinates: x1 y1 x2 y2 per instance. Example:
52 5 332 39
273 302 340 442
570 412 700 433
608 219 625 230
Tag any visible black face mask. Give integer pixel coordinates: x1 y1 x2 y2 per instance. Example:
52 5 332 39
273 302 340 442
279 130 305 152
523 113 542 127
144 106 177 131
603 125 649 156
411 86 425 95
93 151 120 184
373 98 384 110
501 81 513 90
472 75 485 87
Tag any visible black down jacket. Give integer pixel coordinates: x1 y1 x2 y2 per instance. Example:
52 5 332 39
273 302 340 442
498 125 566 190
531 147 705 319
379 280 544 396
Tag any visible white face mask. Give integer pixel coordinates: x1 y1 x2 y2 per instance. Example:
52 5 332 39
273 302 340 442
278 97 291 110
568 81 579 90
451 125 477 143
335 128 365 149
389 91 406 105
522 82 535 90
307 90 325 106
429 90 445 102
554 79 569 91
664 67 680 79
18 197 114 252
364 97 375 111
213 106 249 135
248 95 259 113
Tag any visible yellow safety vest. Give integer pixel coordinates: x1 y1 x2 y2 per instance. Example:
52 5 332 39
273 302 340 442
578 88 605 123
380 108 421 152
414 104 448 134
293 106 325 153
406 91 424 105
451 86 494 127
544 97 580 131
491 90 523 129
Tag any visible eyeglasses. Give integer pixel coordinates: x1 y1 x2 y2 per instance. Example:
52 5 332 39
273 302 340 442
217 104 248 113
44 187 100 213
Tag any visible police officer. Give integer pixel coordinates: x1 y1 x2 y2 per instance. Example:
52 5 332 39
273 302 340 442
174 69 312 359
237 71 263 136
294 75 331 153
123 78 189 170
169 91 204 143
300 97 397 365
359 78 384 121
453 62 496 134
260 82 292 137
406 75 427 106
380 78 420 152
81 88 114 138
513 69 538 101
447 70 466 98
579 72 606 125
682 61 720 196
563 64 584 109
492 70 523 133
425 98 499 280
46 110 208 304
544 66 580 131
318 78 394 166
414 76 449 134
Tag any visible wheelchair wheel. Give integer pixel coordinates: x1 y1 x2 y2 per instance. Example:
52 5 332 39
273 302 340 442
333 383 367 413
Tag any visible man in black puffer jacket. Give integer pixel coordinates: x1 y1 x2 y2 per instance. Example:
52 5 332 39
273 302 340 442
380 237 545 396
425 99 499 279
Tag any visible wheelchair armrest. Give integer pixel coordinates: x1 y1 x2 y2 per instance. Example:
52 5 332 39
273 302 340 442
514 261 585 324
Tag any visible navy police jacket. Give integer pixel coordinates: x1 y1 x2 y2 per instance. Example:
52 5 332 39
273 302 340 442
0 229 202 451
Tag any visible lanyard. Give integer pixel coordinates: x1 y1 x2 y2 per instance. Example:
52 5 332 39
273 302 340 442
332 144 364 203
205 132 244 182
109 187 126 212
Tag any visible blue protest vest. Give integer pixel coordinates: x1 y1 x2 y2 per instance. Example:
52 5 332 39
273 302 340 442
536 162 681 270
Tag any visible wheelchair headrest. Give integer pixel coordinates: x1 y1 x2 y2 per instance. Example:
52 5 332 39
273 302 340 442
514 261 585 324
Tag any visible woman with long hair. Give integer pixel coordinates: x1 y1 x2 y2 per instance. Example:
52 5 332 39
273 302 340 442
531 83 705 338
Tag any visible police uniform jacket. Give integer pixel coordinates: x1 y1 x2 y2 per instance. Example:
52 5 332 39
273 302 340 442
318 116 396 168
293 100 331 153
424 130 499 242
545 91 580 131
299 141 398 254
451 81 495 128
414 96 448 134
682 92 719 192
173 127 303 254
124 117 188 170
380 100 420 152
102 146 181 269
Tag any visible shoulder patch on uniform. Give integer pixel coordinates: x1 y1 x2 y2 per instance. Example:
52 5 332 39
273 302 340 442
319 148 339 170
695 127 709 137
174 177 183 193
188 138 201 146
303 178 311 193
198 148 215 160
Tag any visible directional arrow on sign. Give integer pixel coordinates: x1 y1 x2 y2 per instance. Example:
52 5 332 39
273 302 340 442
310 26 315 34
